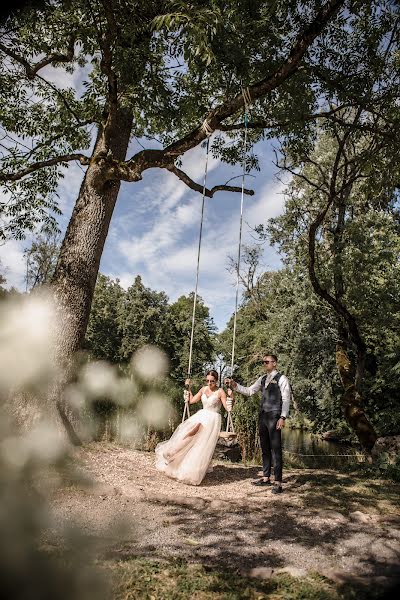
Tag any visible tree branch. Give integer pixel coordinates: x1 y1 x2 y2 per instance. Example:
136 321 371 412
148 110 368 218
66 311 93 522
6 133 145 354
1 0 345 188
167 164 254 198
219 104 351 132
0 154 90 182
115 0 345 181
0 35 76 79
307 118 367 356
163 0 345 159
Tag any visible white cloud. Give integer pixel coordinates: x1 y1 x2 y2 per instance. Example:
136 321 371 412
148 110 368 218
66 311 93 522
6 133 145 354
107 160 287 330
160 245 198 273
40 61 93 98
175 203 196 226
112 272 135 290
244 179 286 227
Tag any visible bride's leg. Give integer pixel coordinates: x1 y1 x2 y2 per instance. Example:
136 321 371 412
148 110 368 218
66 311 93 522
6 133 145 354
164 423 202 463
183 422 201 439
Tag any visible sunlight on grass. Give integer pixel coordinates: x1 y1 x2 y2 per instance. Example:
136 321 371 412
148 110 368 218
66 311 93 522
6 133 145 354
106 557 377 600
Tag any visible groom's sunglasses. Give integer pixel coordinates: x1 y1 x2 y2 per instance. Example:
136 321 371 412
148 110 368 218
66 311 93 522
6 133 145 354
263 360 274 364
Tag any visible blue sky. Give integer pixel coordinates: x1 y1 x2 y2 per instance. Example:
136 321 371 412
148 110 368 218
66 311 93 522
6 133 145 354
0 64 287 332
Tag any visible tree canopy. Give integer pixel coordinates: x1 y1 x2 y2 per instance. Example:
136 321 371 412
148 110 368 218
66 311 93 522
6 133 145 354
1 0 398 238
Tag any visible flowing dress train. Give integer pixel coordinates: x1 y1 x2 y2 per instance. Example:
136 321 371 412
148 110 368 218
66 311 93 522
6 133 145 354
155 390 222 485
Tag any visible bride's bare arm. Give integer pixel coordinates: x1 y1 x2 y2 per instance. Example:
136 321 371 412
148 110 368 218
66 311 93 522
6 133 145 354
188 386 204 404
219 387 233 411
191 387 203 403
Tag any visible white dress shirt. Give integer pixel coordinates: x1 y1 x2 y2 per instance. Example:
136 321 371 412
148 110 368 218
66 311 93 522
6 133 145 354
235 369 291 418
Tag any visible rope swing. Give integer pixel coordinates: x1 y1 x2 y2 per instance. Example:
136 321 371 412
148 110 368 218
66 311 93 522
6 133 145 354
226 109 248 433
224 105 249 438
182 136 210 423
183 93 250 434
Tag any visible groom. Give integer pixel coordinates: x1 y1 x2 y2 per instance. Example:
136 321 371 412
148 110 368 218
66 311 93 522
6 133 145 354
225 353 291 494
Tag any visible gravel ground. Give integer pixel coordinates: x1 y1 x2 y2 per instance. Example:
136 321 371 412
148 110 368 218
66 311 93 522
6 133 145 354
48 443 400 591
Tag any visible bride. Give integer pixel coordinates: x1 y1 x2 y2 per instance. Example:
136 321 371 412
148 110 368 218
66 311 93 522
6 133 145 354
155 370 233 485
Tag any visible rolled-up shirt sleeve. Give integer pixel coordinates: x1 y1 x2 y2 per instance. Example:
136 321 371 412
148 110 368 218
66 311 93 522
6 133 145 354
279 375 291 418
235 376 263 396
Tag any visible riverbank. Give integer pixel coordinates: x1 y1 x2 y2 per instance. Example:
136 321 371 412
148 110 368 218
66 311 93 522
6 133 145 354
47 443 400 599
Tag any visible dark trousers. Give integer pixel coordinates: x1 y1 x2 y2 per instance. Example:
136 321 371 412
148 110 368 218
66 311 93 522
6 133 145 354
259 411 282 482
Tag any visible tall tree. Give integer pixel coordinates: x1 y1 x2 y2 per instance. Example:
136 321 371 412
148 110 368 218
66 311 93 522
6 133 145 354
167 293 216 384
266 110 399 451
84 273 124 363
1 0 397 440
117 274 170 361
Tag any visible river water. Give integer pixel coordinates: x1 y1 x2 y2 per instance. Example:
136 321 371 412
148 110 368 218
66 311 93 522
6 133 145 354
282 428 364 468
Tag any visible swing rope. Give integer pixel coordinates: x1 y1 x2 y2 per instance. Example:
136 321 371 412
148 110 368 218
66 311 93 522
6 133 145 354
226 97 250 434
182 137 210 423
183 91 250 429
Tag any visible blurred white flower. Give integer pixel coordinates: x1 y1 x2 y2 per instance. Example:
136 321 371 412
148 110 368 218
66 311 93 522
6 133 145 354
137 393 173 428
79 361 118 399
64 383 87 411
1 435 30 469
1 421 67 469
0 294 57 392
112 377 137 406
118 415 141 444
24 421 68 464
131 345 169 380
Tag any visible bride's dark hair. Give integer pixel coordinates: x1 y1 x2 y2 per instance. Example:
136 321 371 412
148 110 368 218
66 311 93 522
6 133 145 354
206 369 219 382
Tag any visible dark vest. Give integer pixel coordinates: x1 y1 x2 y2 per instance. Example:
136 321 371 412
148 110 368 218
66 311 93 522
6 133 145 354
260 373 282 413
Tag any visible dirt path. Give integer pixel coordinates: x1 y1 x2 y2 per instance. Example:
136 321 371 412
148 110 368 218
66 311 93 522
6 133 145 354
49 444 400 593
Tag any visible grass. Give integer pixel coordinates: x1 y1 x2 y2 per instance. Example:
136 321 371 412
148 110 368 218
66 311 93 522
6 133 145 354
104 556 392 600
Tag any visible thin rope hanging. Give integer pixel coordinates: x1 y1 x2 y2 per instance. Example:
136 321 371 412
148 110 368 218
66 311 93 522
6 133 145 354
182 137 211 423
226 100 250 435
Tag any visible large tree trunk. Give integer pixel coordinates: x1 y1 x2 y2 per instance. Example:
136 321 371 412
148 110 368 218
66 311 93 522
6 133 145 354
335 335 377 453
50 108 133 443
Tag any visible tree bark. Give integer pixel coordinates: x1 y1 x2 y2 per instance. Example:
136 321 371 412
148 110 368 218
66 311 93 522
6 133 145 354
50 108 133 443
335 333 377 453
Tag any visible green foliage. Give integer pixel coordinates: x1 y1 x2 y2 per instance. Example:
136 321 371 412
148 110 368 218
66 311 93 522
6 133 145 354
109 556 372 600
218 267 346 458
83 274 216 440
224 117 400 450
84 274 125 363
85 273 216 385
117 275 171 361
167 293 216 384
152 1 223 67
1 0 398 239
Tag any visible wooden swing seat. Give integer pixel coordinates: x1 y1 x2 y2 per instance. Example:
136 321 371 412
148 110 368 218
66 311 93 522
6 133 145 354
219 431 237 440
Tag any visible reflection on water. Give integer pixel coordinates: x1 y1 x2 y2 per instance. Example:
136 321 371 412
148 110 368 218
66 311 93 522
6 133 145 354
282 428 364 468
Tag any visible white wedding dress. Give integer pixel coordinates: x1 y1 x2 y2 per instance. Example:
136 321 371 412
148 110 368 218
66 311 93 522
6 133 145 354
155 390 222 485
